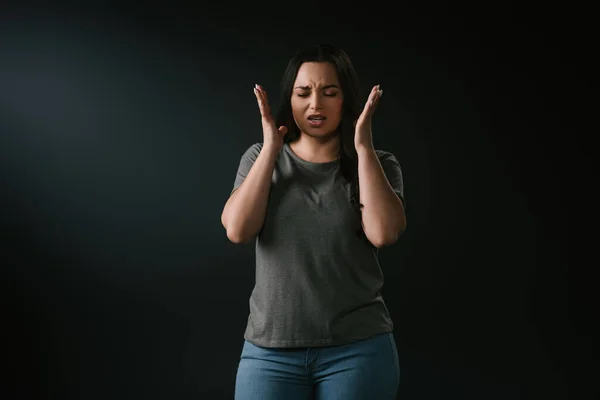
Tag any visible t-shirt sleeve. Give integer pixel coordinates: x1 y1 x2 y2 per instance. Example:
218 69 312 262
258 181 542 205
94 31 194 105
376 150 406 208
231 143 263 195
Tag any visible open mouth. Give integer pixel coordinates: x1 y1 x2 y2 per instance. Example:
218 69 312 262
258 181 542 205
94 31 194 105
307 114 327 127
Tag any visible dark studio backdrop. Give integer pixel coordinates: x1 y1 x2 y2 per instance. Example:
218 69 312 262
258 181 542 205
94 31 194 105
1 4 589 400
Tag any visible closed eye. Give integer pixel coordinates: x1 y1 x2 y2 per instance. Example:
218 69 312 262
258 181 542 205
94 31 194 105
297 93 339 97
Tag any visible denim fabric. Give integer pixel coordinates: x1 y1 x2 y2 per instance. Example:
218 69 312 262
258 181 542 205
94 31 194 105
234 331 400 400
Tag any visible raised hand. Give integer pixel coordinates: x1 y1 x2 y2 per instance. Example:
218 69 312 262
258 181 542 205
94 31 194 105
354 84 383 151
254 84 288 151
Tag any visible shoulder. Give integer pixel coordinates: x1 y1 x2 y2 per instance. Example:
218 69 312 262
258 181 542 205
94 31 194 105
374 149 401 165
240 142 264 161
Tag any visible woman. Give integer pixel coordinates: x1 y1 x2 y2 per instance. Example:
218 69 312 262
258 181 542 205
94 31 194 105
221 44 407 400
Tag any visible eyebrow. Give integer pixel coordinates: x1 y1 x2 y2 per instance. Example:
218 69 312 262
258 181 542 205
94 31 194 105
294 84 340 90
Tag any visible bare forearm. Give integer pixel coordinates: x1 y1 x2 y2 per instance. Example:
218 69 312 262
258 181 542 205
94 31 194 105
357 146 406 247
222 144 279 243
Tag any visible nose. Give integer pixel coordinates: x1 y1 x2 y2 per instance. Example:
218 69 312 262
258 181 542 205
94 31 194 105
309 92 323 110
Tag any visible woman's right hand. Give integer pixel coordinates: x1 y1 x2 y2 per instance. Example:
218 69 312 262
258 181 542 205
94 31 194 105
254 84 287 151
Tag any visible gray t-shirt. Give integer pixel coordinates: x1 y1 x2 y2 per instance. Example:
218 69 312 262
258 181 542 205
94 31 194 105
231 142 405 348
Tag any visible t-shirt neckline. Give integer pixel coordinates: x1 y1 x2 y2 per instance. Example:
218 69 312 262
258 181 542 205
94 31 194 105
284 143 340 173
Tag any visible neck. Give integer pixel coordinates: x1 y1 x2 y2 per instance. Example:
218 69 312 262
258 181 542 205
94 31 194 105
290 132 341 163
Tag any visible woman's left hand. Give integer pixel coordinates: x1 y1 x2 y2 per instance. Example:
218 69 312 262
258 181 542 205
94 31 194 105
354 84 383 151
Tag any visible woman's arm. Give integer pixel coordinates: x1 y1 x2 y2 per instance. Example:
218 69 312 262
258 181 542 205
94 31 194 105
221 144 279 244
357 146 407 248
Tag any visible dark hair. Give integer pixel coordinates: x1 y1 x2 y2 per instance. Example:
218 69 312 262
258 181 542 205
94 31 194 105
275 44 366 239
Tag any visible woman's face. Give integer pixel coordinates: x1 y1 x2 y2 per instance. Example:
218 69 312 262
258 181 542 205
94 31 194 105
291 62 344 139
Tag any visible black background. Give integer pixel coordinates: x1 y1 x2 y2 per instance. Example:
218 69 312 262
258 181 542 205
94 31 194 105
1 3 591 399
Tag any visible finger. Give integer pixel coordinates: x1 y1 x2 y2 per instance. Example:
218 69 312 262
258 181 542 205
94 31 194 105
256 84 268 108
254 86 265 115
369 85 378 101
255 85 271 117
372 89 383 111
258 84 269 104
363 85 378 111
278 125 288 136
257 85 272 116
368 86 383 113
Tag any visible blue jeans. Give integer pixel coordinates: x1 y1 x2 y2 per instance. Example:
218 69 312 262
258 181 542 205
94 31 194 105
234 332 400 400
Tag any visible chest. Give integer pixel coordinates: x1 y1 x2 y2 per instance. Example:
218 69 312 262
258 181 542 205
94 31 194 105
265 165 360 233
